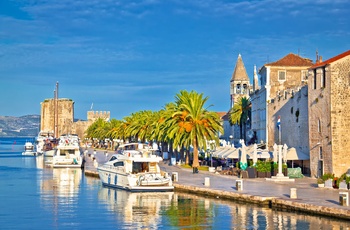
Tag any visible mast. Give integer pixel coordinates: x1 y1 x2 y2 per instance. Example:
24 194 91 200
54 82 59 138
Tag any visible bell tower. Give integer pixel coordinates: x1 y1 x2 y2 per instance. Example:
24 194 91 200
230 54 251 108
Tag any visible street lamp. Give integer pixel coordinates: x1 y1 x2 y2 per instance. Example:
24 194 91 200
229 135 233 147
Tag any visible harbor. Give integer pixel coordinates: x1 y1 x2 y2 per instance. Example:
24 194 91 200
85 149 350 221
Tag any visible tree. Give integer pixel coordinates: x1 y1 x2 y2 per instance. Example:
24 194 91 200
167 90 223 169
229 96 251 142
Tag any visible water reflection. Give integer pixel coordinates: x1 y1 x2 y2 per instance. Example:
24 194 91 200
99 187 174 228
98 186 350 229
41 168 82 198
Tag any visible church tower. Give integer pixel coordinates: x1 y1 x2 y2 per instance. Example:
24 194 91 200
230 54 251 108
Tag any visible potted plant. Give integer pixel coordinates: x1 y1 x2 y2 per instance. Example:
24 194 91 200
256 161 265 178
346 176 350 190
317 178 325 187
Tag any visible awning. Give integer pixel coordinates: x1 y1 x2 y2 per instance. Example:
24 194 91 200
211 147 231 158
287 147 310 160
225 148 241 159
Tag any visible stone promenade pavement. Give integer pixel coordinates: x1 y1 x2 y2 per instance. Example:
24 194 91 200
84 149 350 220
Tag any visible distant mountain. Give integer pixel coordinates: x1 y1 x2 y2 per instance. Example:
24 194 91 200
0 115 40 137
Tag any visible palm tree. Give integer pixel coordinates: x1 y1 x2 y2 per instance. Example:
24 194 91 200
229 96 251 142
85 118 109 148
126 110 154 143
167 90 223 170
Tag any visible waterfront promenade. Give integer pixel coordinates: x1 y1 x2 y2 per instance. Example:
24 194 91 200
84 149 350 220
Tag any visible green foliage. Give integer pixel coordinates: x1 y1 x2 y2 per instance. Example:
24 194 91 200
255 160 271 173
321 173 334 182
317 178 324 184
229 96 251 140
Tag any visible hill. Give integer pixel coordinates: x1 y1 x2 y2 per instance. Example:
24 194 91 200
0 115 40 137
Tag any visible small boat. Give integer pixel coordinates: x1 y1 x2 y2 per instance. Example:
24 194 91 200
50 135 83 168
22 141 37 156
35 131 58 157
97 143 173 192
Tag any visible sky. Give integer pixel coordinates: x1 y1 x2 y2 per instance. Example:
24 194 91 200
0 0 349 120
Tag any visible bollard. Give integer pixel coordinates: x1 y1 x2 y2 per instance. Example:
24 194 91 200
236 179 243 191
339 192 349 206
204 177 210 186
172 172 178 182
290 188 297 199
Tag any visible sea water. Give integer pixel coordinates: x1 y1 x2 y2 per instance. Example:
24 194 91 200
0 137 349 229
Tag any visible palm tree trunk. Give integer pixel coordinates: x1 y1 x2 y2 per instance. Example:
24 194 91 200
192 138 199 168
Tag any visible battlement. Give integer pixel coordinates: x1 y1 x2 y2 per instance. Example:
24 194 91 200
87 111 110 122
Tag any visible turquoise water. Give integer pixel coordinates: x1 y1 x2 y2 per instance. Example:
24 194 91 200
0 137 349 229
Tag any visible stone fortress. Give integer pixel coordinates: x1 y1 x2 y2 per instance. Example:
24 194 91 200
40 97 110 141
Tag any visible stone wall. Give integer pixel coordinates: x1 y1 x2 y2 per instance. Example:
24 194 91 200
330 55 350 176
308 54 350 177
87 111 110 122
40 98 74 137
267 66 308 97
267 86 309 155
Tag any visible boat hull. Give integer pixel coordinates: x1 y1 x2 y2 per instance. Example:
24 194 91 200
98 167 174 192
22 151 37 156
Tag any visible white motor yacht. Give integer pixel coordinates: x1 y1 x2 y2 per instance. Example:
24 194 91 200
97 143 173 192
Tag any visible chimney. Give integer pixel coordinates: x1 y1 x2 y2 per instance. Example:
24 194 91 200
319 56 322 63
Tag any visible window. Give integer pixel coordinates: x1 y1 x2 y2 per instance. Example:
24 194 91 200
236 84 241 94
318 119 321 133
313 69 317 89
301 70 308 82
319 147 323 159
278 70 286 81
322 67 326 88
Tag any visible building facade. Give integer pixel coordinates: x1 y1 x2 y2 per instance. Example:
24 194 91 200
251 53 313 152
308 50 350 177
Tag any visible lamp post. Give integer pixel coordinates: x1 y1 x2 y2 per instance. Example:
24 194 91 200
229 135 233 147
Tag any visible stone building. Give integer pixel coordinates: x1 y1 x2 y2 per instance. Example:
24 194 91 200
308 50 350 177
40 97 110 140
229 54 252 144
40 98 74 137
251 53 313 153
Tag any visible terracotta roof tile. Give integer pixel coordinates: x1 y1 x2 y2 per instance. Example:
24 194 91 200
310 50 350 69
266 53 313 67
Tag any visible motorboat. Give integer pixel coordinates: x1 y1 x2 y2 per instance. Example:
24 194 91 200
50 135 83 168
35 131 58 157
22 141 37 156
97 143 173 192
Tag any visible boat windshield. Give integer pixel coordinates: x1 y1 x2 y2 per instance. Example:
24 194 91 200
132 162 149 173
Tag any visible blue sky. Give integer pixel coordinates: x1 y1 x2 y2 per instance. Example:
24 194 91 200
0 0 349 120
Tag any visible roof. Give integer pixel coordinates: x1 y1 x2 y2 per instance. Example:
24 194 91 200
231 54 249 82
310 50 350 69
216 111 229 120
265 53 313 67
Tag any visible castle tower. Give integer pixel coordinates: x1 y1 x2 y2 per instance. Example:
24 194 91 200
230 54 251 108
40 98 74 137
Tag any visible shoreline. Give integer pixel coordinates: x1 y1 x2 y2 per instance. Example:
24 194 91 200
83 150 350 221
